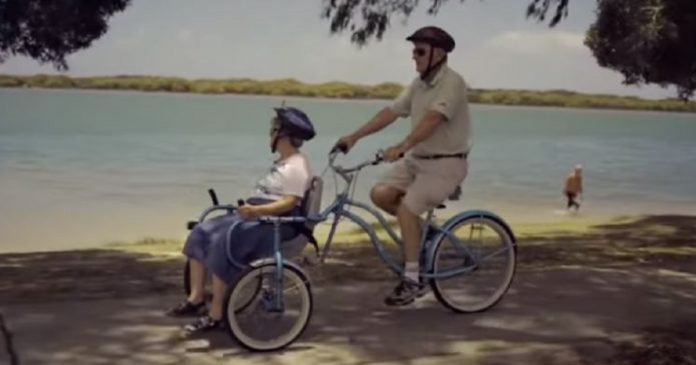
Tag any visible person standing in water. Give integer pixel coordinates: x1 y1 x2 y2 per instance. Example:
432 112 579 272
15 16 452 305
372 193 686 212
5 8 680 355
564 165 583 211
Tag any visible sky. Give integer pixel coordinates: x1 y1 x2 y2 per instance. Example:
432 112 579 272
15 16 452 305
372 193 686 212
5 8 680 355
0 0 677 99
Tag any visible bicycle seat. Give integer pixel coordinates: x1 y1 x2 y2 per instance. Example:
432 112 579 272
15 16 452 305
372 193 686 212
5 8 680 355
449 185 462 201
436 185 462 210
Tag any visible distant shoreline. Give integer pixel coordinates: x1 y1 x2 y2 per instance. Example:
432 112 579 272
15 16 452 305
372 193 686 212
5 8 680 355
2 73 695 113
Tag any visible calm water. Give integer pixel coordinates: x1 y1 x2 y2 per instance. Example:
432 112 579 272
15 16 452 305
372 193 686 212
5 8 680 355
1 88 695 252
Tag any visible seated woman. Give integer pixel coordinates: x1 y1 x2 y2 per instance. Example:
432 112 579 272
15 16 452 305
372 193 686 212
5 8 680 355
166 106 315 333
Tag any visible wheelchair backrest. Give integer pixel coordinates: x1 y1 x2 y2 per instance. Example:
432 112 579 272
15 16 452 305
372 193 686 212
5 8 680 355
281 176 323 259
301 176 323 227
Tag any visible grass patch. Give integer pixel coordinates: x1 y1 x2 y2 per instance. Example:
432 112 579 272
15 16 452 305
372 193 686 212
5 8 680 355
106 237 182 256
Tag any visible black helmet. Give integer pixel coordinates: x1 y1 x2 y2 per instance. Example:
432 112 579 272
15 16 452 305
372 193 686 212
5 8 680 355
406 26 455 53
273 107 315 141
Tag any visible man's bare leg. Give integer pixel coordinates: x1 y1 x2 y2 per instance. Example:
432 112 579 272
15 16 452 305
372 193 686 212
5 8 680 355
371 183 432 238
397 203 422 269
370 184 404 216
372 183 430 305
384 202 427 306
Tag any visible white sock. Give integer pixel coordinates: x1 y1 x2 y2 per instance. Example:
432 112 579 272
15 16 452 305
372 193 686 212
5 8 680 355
404 261 419 283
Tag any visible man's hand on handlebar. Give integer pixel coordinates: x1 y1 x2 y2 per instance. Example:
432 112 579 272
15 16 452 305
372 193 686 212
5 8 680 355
382 144 407 162
332 135 358 154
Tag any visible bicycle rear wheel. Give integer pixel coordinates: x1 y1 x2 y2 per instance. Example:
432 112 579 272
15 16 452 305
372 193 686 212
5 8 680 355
224 262 313 351
429 216 516 313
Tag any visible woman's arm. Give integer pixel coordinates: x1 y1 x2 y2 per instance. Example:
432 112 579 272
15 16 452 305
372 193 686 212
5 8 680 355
238 195 301 219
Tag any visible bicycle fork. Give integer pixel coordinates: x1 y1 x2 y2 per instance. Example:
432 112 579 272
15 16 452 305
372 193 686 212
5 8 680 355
265 221 285 313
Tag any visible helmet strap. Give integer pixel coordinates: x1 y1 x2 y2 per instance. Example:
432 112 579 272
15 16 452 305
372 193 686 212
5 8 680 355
271 135 279 153
271 130 290 153
420 45 446 81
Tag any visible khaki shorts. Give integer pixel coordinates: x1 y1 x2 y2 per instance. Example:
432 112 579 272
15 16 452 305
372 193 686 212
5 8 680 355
378 155 468 215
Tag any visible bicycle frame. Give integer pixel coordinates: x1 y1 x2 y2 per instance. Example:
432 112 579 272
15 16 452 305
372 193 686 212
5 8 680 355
305 152 481 280
314 192 482 280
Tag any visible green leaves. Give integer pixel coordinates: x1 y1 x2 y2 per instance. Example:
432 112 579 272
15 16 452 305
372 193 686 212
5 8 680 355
0 0 130 69
586 0 696 100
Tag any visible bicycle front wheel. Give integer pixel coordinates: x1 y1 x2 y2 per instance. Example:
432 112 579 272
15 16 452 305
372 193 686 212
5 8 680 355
224 262 313 352
429 216 517 313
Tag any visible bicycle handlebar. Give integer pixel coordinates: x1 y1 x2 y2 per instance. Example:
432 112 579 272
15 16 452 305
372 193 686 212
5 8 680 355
329 148 406 174
328 149 381 185
327 148 408 197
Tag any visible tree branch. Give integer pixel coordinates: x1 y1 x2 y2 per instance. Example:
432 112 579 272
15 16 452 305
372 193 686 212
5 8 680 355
322 0 570 47
525 0 569 27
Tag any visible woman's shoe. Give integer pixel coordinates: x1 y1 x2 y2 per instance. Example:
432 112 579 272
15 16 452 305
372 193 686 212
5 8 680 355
183 315 224 334
165 300 206 317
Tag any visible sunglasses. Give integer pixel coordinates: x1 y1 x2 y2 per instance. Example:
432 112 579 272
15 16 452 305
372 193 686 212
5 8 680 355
413 48 428 57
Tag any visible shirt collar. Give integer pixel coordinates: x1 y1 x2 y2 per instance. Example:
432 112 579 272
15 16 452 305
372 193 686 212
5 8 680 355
419 63 449 88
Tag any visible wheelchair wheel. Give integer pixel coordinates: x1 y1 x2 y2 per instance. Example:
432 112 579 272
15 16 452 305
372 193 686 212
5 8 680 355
223 261 312 352
429 215 517 313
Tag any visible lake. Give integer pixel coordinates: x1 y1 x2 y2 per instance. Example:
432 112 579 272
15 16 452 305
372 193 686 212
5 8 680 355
1 88 695 253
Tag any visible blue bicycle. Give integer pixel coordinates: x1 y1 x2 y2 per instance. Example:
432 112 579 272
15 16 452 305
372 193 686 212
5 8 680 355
185 149 518 351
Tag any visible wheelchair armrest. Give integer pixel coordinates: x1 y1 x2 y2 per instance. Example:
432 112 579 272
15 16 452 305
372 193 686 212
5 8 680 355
199 204 237 218
188 205 238 230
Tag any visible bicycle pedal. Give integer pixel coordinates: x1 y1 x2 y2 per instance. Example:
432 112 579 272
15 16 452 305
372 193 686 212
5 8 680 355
302 255 319 266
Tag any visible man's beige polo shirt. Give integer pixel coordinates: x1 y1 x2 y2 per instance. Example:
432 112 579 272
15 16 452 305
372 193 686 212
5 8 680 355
390 64 472 156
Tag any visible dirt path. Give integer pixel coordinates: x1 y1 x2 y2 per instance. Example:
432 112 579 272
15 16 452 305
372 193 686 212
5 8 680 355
2 265 695 365
1 214 695 364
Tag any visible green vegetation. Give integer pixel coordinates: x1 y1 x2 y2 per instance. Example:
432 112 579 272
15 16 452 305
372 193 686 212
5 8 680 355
2 73 695 113
0 74 402 99
471 88 696 113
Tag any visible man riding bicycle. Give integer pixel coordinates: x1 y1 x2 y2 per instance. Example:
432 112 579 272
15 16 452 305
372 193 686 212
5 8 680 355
334 26 472 306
